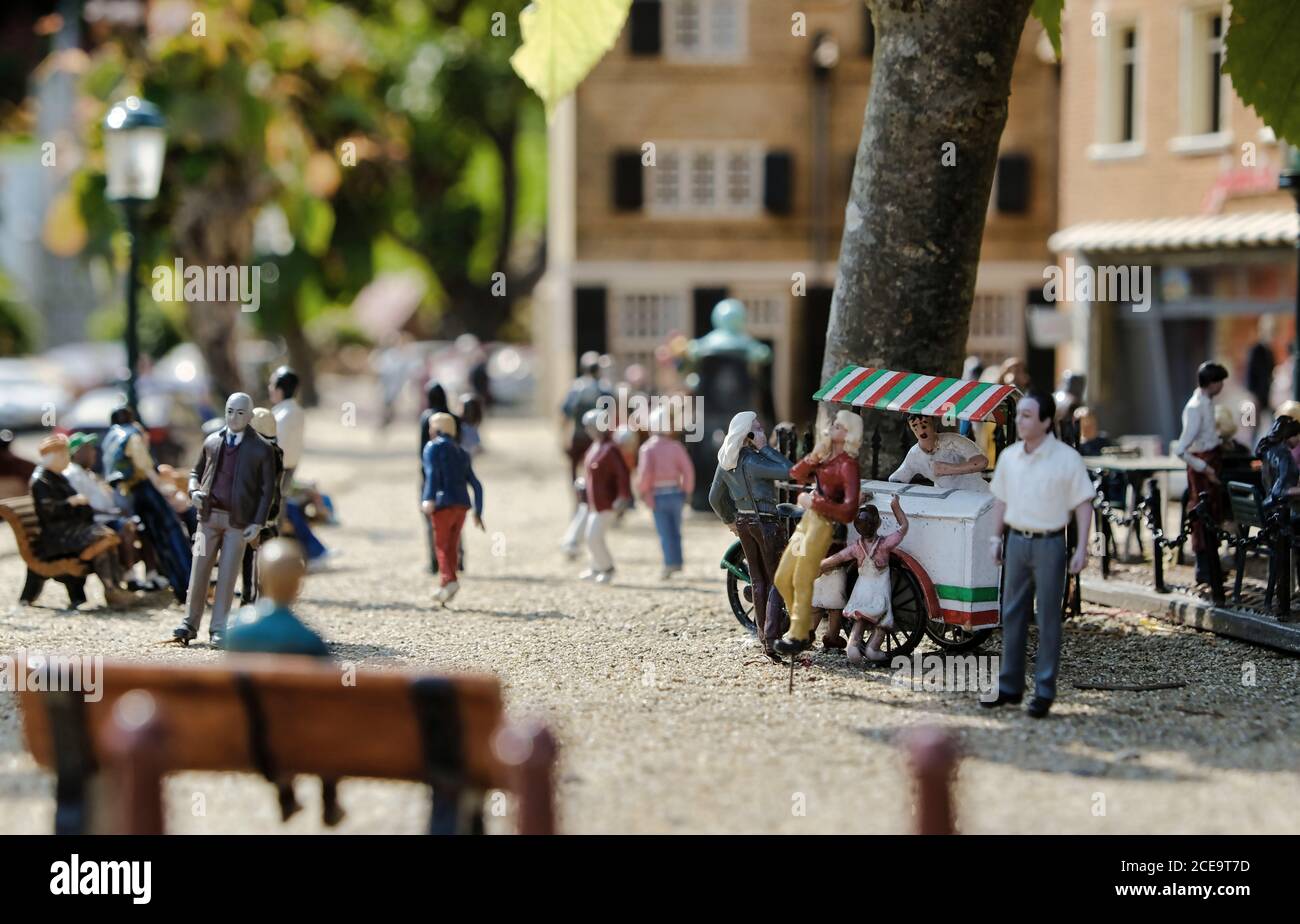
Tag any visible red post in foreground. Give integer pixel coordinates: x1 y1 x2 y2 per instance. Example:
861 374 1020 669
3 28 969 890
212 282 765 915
494 721 558 835
904 725 958 835
102 689 167 835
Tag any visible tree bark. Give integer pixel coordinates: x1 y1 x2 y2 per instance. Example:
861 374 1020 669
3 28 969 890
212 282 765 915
822 0 1034 471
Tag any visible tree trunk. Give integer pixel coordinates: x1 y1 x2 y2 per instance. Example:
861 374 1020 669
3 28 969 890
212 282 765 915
822 0 1034 471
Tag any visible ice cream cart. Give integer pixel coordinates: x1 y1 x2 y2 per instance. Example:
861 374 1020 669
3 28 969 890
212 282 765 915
721 365 1020 656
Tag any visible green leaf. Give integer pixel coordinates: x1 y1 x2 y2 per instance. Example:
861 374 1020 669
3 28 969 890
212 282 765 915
1031 0 1064 59
509 0 632 119
1224 0 1300 147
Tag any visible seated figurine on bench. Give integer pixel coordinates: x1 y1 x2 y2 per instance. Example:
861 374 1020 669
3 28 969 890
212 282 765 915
64 432 157 592
30 434 135 609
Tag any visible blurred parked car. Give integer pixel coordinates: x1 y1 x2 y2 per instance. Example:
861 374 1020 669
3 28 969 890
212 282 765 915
0 357 70 430
42 342 128 395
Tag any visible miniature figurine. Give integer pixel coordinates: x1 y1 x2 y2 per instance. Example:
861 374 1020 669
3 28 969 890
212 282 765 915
238 408 284 605
458 393 484 456
269 367 304 513
225 538 341 825
418 382 461 574
1255 414 1300 516
578 407 630 583
1172 361 1228 584
889 414 990 492
561 352 613 485
30 434 134 608
773 410 863 656
709 411 792 659
172 393 278 648
64 432 145 588
421 412 484 605
102 403 192 602
819 496 909 664
983 392 1094 719
559 477 589 560
227 538 328 656
636 407 695 578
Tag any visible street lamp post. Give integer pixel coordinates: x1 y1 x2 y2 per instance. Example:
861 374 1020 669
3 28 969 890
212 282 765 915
103 96 166 415
1279 143 1300 400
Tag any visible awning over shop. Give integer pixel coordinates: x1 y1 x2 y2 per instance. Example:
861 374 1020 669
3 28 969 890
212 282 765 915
814 366 1019 422
1048 210 1298 255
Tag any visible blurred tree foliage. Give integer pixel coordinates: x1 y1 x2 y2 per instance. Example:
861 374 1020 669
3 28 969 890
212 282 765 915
19 0 545 404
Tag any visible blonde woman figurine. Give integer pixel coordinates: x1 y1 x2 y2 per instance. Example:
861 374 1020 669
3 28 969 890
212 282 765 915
773 409 862 656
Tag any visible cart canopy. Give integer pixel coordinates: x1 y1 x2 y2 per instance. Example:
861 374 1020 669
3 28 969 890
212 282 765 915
814 366 1020 423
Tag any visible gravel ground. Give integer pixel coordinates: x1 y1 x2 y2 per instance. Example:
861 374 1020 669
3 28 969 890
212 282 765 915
2 386 1299 834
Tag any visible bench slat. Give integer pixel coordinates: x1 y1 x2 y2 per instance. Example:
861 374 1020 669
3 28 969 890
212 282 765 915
19 656 509 788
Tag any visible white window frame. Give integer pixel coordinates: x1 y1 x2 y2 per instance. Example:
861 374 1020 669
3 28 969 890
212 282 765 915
1089 19 1145 160
646 142 763 218
607 287 690 379
664 0 748 63
1171 3 1232 155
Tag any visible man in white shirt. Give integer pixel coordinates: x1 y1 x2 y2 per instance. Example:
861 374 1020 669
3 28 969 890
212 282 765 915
983 392 1095 719
1172 361 1228 583
889 414 989 492
270 366 306 515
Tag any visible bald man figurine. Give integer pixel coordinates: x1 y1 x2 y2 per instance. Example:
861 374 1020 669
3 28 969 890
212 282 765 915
173 393 277 648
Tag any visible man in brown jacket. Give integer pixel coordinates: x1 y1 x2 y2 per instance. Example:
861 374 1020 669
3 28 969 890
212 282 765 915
173 393 277 647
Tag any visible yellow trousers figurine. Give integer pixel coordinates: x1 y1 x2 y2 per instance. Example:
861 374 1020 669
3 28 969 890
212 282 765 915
774 508 834 641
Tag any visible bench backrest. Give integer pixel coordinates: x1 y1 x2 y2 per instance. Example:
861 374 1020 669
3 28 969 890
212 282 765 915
19 655 552 834
0 495 42 560
1227 481 1265 529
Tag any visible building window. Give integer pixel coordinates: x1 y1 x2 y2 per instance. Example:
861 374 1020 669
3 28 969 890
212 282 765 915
610 290 689 377
1119 27 1138 143
1090 22 1143 159
647 143 761 216
1175 6 1229 147
666 0 747 61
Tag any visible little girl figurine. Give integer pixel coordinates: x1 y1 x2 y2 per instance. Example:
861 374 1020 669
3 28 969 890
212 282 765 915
819 495 909 665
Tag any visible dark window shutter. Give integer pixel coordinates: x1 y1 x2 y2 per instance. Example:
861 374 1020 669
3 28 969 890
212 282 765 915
995 153 1031 214
612 151 644 211
693 287 729 338
863 7 875 57
763 151 793 215
629 0 663 55
575 287 608 364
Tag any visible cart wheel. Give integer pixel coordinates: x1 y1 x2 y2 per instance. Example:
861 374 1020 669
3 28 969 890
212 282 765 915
881 564 927 658
925 621 995 653
723 541 758 635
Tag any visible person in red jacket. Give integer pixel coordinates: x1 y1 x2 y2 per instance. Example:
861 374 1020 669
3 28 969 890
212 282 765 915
579 408 630 583
774 410 863 656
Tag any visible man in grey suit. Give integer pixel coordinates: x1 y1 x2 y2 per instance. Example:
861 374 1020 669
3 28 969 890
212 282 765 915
173 393 277 648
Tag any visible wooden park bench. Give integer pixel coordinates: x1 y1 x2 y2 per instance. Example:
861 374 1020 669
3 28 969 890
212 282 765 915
0 495 118 608
19 655 556 835
1226 480 1277 607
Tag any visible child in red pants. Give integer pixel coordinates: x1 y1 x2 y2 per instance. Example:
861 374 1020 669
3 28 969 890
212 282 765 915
421 412 484 605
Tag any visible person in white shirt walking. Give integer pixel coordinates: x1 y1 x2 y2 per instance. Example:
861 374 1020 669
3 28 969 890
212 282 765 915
1172 361 1229 584
269 366 306 494
889 414 990 492
982 392 1094 719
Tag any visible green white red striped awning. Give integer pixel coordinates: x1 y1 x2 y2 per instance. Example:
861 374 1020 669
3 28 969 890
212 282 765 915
813 366 1020 423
